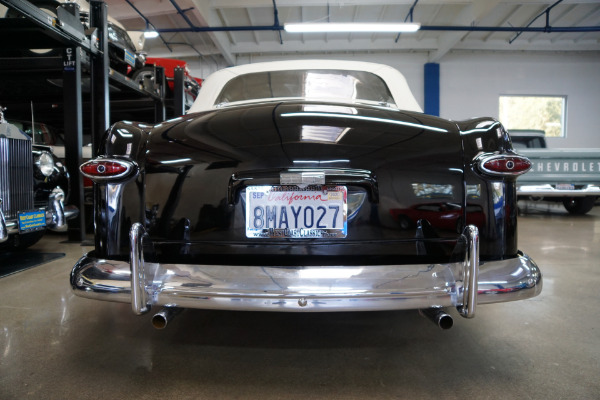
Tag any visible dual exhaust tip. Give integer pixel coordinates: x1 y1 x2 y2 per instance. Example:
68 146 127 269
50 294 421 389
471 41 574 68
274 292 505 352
151 307 454 330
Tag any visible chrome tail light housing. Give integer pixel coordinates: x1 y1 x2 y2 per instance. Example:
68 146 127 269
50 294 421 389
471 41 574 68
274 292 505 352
476 154 532 177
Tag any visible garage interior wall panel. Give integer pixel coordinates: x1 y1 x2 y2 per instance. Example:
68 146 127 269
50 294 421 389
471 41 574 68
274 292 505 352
228 52 600 149
440 52 600 148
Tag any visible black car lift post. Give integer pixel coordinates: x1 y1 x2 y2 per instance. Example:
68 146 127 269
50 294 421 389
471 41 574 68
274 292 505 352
173 67 185 117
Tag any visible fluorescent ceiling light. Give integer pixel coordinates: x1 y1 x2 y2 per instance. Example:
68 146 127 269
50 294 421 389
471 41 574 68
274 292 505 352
144 30 159 38
284 22 421 33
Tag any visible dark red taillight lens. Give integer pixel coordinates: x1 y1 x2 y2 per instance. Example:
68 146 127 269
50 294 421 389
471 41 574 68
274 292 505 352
80 159 136 182
479 155 531 176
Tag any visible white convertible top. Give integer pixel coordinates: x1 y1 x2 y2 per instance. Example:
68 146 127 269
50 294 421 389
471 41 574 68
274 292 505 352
188 60 423 113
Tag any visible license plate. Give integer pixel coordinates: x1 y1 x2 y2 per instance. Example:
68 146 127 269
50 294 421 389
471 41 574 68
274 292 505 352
246 186 347 238
124 48 136 67
555 184 575 190
18 210 46 232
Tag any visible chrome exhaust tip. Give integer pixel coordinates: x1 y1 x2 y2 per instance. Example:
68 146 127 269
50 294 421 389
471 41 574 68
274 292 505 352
151 307 183 329
419 308 454 330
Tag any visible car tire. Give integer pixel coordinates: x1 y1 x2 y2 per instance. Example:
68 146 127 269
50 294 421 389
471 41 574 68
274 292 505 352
5 0 62 57
397 216 412 230
562 196 596 215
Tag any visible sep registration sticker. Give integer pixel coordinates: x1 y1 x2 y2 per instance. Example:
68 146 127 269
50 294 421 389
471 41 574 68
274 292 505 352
246 186 347 239
18 210 46 232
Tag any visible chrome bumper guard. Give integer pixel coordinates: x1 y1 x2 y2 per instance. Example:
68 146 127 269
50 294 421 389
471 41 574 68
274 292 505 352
70 223 542 316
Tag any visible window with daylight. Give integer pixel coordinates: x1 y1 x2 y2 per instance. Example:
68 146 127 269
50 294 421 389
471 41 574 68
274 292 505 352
499 95 566 138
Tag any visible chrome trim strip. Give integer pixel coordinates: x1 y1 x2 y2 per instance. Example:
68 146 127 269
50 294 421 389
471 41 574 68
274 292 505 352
71 244 541 313
517 184 600 197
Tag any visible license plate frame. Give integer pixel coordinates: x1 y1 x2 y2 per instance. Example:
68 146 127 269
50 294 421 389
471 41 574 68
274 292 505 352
246 185 347 239
17 209 46 233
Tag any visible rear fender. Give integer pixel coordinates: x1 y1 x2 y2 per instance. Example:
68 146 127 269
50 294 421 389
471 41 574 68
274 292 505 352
94 122 152 257
458 118 519 259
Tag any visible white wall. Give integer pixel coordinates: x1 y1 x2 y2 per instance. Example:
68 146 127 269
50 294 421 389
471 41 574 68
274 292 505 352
440 52 600 148
191 51 600 148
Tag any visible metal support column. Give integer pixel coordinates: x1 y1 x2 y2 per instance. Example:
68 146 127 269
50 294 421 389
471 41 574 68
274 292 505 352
90 0 110 154
173 66 185 117
63 46 85 241
155 67 166 122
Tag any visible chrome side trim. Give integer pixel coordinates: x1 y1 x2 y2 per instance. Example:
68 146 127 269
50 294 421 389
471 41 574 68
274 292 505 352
71 234 541 314
517 184 600 197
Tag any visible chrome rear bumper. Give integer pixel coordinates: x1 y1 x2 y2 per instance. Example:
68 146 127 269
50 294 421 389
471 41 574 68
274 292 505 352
71 224 542 316
517 184 600 197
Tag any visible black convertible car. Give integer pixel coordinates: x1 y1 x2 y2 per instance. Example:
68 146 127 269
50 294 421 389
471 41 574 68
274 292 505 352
72 60 542 330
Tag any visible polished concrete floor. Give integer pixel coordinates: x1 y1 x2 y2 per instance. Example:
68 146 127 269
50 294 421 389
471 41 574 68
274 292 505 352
1 202 599 399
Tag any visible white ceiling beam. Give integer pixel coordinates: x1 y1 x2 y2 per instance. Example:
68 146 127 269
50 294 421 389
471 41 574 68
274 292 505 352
210 0 600 8
231 38 439 53
572 6 600 42
525 4 576 42
229 37 600 54
550 5 598 42
455 39 600 52
189 0 236 65
145 43 223 58
482 4 521 41
246 9 261 45
428 0 503 62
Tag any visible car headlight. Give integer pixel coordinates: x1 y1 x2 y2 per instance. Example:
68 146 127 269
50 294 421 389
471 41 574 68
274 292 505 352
35 151 55 177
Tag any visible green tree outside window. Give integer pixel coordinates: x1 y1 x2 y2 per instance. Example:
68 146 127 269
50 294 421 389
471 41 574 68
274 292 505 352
499 95 566 137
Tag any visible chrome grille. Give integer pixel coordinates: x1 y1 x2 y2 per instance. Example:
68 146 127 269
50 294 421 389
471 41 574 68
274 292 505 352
0 137 34 220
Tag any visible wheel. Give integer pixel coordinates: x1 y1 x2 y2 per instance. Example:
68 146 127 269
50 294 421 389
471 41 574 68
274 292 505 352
397 216 412 230
5 1 61 56
132 66 159 93
562 196 595 215
0 230 45 251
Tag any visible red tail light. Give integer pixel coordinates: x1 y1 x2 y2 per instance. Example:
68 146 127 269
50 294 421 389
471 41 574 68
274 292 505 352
80 158 137 182
478 154 531 176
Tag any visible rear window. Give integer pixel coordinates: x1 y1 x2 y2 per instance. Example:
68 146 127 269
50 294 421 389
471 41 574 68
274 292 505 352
215 69 395 106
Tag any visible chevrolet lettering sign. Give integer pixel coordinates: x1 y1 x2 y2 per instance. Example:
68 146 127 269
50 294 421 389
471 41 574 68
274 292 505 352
531 160 600 174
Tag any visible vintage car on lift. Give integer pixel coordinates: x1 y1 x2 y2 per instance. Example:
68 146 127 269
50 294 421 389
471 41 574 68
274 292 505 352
2 0 146 75
72 60 542 330
131 57 202 109
0 107 77 250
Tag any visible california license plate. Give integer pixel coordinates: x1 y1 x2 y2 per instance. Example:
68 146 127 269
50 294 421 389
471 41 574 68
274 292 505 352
555 183 575 190
246 186 347 238
18 210 46 232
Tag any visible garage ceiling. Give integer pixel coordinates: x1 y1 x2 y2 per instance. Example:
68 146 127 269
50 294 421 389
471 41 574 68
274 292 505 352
105 0 600 65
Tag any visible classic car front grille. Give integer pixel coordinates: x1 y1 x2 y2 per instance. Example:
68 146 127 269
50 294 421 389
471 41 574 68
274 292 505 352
0 137 34 219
